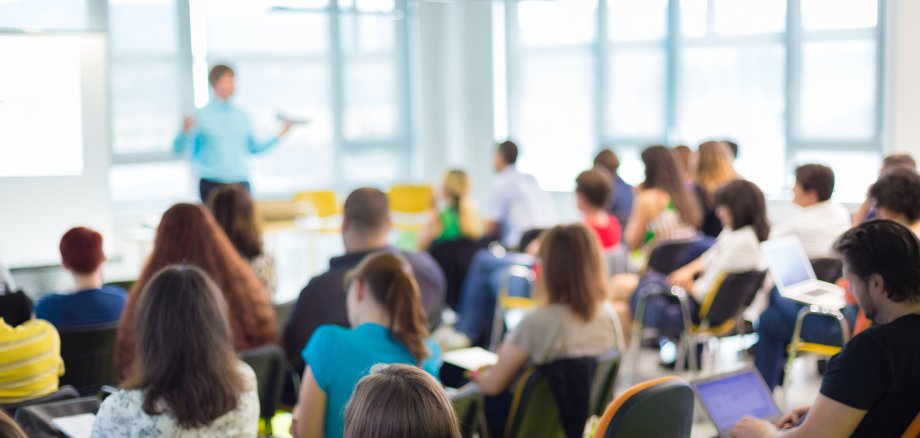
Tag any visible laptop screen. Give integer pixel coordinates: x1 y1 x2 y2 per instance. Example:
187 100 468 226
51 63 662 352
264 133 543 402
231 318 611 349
695 369 782 433
763 238 814 289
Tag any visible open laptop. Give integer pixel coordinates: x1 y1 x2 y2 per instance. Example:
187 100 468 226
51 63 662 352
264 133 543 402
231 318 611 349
761 236 846 308
693 367 783 437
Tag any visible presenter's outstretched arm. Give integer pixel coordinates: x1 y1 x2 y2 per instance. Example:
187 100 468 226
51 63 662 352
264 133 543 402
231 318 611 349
248 120 294 154
173 115 197 154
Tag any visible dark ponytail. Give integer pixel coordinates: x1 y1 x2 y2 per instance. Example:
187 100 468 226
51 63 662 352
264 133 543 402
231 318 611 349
348 252 430 365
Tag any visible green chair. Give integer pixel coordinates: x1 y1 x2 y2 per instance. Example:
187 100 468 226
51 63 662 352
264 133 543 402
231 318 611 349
59 322 120 395
593 376 694 438
504 367 565 438
449 384 486 438
240 345 287 435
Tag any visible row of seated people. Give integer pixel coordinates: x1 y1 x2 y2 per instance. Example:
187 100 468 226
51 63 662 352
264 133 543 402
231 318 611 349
2 140 920 436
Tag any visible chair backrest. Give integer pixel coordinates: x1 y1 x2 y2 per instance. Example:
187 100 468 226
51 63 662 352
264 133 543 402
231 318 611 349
293 190 338 218
428 238 486 310
593 376 694 438
388 185 433 214
699 271 767 329
2 386 79 416
589 349 623 418
13 396 100 438
273 300 295 333
603 246 631 277
902 410 920 438
647 240 699 276
810 258 843 284
58 323 119 395
505 367 565 438
239 345 287 421
449 384 485 438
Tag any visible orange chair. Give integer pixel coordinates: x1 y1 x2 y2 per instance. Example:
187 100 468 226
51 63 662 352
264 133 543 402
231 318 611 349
593 376 694 438
902 410 920 438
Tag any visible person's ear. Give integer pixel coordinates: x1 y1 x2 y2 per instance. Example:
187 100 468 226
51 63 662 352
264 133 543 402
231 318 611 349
342 216 351 233
384 216 392 231
62 261 71 271
868 273 885 297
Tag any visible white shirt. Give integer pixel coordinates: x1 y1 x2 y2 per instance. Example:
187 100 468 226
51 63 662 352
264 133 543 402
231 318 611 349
693 226 766 303
91 361 259 438
487 166 555 248
770 201 852 259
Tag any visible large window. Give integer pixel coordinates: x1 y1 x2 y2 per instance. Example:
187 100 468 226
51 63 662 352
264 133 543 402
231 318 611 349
502 0 884 200
106 0 413 201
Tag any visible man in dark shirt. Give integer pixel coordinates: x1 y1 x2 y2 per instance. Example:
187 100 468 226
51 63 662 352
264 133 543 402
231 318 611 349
282 187 446 372
733 220 920 437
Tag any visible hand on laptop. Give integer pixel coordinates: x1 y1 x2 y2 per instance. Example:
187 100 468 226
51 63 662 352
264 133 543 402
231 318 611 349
776 406 810 429
731 416 777 437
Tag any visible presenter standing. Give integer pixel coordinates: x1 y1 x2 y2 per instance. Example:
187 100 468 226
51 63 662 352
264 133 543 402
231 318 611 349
174 64 294 202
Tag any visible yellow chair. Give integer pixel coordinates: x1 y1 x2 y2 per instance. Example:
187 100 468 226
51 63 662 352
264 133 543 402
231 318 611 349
388 184 433 214
489 264 538 351
782 305 850 407
902 410 920 438
293 190 338 218
388 185 434 233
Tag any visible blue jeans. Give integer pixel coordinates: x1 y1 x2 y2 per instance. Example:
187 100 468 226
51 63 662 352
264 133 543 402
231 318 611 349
754 287 858 390
454 249 534 347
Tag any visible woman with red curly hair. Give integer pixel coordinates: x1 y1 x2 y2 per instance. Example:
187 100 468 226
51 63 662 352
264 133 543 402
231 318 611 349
116 203 277 379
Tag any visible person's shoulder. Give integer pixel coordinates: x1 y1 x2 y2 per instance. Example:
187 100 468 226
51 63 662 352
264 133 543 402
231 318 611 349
299 269 346 297
35 292 62 309
310 324 351 345
235 360 258 387
401 250 440 272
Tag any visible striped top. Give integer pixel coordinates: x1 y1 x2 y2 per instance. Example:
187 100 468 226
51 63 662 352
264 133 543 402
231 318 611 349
0 318 64 404
646 202 698 246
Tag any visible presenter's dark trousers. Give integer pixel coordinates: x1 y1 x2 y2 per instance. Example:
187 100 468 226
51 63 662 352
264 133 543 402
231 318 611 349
199 178 251 202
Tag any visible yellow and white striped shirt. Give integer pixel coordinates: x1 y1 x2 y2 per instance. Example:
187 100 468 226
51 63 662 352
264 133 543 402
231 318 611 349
0 318 65 404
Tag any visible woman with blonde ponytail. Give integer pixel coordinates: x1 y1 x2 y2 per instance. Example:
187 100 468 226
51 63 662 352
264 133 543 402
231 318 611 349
418 169 483 250
291 252 442 438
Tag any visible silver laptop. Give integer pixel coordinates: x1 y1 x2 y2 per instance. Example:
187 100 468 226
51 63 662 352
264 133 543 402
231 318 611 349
693 367 783 437
762 236 846 309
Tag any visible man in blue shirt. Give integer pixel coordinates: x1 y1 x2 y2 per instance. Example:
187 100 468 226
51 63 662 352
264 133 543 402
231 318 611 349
173 64 293 201
35 227 126 330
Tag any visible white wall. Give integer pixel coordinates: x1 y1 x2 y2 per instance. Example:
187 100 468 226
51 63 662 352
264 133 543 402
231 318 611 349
885 0 920 158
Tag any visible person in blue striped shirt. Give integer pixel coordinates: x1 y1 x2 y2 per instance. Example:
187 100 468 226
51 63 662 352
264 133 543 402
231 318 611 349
173 64 293 202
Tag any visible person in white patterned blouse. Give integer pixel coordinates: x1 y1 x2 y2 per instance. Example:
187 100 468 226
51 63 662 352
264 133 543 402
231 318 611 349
92 265 258 437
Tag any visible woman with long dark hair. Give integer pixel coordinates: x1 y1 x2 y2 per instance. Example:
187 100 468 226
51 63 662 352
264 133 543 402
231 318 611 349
116 203 276 379
207 185 277 297
291 252 441 438
623 145 702 250
93 265 258 436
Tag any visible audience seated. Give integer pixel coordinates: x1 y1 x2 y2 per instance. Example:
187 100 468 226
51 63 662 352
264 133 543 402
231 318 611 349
575 169 622 250
593 149 634 229
35 227 126 330
282 188 446 372
418 169 483 250
0 316 64 406
630 180 769 339
472 224 618 436
770 164 850 259
484 140 554 248
693 141 740 238
734 220 920 437
853 153 916 224
116 203 276 379
343 364 460 438
868 168 920 237
623 145 702 251
208 185 278 298
291 252 441 438
93 265 259 436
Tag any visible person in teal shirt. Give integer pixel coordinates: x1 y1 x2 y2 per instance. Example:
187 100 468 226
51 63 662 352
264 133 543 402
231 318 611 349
173 64 293 201
291 252 442 438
